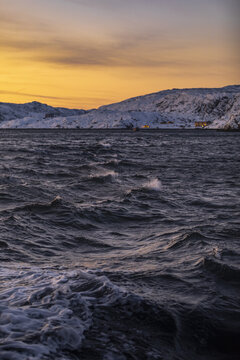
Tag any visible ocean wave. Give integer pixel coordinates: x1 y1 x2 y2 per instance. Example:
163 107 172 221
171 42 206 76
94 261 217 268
0 267 121 359
165 231 209 251
0 266 175 360
102 158 120 167
2 195 63 214
99 141 112 148
126 177 162 195
142 178 162 191
202 256 240 282
65 235 115 250
89 169 118 182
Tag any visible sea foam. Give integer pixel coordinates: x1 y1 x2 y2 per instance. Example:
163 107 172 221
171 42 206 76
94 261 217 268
143 178 162 191
0 266 124 359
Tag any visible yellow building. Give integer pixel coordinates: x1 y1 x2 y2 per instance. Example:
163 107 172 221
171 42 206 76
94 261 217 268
195 121 207 128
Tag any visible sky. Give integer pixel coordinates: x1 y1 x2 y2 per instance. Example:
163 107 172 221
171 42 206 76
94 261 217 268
0 0 239 109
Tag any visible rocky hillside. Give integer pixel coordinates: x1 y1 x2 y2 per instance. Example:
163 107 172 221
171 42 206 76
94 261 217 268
0 86 239 129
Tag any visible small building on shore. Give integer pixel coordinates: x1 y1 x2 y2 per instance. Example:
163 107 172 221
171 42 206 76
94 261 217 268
195 121 208 128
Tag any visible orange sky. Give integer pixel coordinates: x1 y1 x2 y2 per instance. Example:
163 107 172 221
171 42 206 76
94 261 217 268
0 0 239 109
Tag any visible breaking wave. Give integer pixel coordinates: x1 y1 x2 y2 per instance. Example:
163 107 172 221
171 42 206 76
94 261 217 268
126 177 162 194
89 169 118 181
0 266 177 360
142 178 162 191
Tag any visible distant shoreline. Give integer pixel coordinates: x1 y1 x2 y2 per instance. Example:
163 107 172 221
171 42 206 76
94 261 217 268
0 128 239 132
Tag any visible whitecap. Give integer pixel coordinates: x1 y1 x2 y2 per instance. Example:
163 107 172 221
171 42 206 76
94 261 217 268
142 178 162 191
212 247 221 259
90 169 118 180
125 178 162 195
99 141 111 148
50 195 62 206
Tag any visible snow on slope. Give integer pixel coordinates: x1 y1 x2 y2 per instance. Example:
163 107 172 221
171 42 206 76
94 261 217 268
0 101 86 123
0 86 239 129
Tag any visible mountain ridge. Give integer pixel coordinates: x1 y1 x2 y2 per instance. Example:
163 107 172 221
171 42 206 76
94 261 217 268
0 85 239 129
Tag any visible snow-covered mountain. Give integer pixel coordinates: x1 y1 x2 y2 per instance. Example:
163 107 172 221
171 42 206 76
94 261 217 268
0 86 239 129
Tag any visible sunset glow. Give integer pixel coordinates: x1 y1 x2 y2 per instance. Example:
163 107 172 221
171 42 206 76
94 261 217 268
1 0 239 108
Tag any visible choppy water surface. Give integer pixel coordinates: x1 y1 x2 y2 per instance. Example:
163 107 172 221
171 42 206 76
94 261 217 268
0 129 239 360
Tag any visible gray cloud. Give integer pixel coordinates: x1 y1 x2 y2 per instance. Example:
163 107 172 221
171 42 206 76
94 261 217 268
0 90 69 100
1 2 237 69
0 10 162 67
0 90 109 107
0 90 107 102
0 25 194 69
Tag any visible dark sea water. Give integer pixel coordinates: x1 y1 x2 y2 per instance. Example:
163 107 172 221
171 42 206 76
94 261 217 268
0 129 239 360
